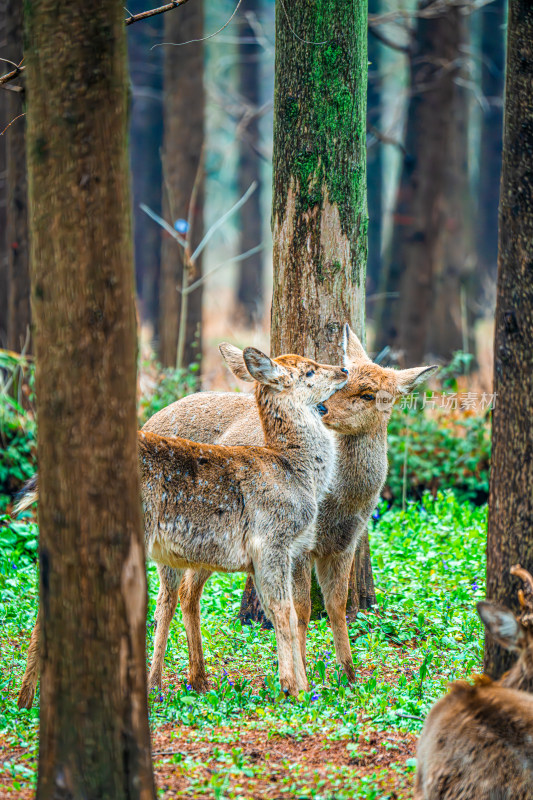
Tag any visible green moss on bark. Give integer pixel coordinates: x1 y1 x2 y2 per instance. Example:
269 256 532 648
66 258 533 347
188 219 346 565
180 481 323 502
273 0 368 249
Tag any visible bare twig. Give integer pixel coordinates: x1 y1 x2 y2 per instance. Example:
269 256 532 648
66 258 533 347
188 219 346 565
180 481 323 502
125 0 192 26
181 243 265 296
369 25 411 55
143 169 258 370
368 124 406 156
154 0 243 48
176 146 205 371
139 203 187 248
191 180 257 263
0 56 20 69
0 63 24 87
0 112 25 136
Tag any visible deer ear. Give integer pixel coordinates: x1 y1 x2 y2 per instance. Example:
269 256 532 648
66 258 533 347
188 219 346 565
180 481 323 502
219 342 254 382
477 601 526 652
242 348 290 388
342 324 370 366
395 365 439 394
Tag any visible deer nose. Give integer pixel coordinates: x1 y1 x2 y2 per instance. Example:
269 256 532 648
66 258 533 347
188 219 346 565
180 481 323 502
341 368 348 375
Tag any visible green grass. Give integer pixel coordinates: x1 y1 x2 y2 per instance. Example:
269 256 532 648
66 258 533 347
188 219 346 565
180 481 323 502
0 492 487 797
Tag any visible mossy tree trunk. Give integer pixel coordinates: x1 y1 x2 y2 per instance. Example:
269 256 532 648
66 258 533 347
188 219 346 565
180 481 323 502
240 0 372 624
270 0 367 360
6 0 31 353
158 0 204 371
484 0 533 680
25 1 155 797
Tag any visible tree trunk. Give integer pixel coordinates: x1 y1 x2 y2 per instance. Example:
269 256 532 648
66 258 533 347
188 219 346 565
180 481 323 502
477 0 505 287
235 0 263 327
6 0 31 354
366 0 382 296
240 0 373 626
25 1 155 797
128 2 164 334
484 0 533 681
375 1 466 365
158 1 204 370
427 9 475 361
0 0 9 346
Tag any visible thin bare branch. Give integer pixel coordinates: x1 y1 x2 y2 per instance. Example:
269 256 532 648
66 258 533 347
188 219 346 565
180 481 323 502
368 124 406 155
185 144 205 264
181 243 265 296
190 180 258 263
176 144 205 370
139 203 187 248
369 25 411 55
154 0 243 48
0 112 25 137
0 63 24 87
125 0 192 26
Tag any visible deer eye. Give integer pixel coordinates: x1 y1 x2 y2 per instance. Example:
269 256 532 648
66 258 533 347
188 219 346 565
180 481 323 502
360 393 375 401
306 370 315 377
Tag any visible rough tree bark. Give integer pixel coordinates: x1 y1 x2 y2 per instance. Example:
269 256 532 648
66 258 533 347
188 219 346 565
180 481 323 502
240 0 373 624
0 0 9 346
236 0 263 326
25 1 155 797
375 1 467 364
6 0 31 353
158 0 204 370
484 0 533 680
128 2 164 333
477 0 505 286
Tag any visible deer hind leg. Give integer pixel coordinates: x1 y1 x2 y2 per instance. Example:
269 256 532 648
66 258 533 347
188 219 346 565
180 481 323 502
254 550 307 697
179 568 212 692
315 551 356 683
148 565 183 690
291 553 312 673
18 609 41 710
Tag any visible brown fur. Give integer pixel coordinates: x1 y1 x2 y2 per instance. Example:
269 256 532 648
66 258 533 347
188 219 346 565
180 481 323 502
16 347 347 704
415 592 533 799
143 326 437 690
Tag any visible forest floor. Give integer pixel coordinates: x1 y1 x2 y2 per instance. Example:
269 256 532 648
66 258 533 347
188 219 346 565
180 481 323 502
0 493 487 799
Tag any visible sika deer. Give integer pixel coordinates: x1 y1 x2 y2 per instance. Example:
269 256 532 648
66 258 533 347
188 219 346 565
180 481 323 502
143 325 438 691
414 565 533 800
16 347 347 705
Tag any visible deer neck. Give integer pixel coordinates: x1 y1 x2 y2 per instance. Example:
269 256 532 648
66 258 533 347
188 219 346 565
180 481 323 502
255 386 337 499
333 422 389 510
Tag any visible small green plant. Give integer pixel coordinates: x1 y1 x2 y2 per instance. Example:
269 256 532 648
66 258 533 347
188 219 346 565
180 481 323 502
0 351 36 513
387 404 491 505
138 357 199 426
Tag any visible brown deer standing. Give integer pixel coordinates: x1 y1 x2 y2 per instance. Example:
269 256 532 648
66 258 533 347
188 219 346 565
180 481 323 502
143 325 438 691
16 346 348 706
415 565 533 799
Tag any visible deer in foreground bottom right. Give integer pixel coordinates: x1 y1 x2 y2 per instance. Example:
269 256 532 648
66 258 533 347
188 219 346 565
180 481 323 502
415 565 533 800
